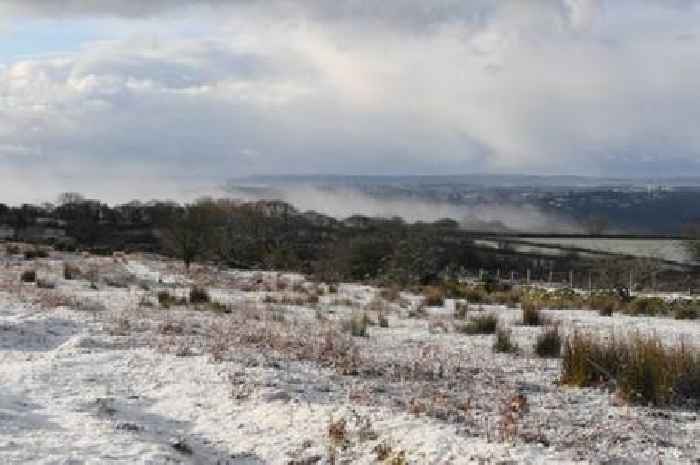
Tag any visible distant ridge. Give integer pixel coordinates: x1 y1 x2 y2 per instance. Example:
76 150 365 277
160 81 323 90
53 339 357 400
231 174 700 188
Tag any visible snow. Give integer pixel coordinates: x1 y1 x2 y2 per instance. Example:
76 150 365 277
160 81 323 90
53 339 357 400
1 252 699 464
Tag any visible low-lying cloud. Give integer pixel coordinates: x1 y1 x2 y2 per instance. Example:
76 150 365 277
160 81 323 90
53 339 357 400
227 184 579 233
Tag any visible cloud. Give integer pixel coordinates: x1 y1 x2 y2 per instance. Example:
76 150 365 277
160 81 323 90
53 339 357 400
0 1 700 203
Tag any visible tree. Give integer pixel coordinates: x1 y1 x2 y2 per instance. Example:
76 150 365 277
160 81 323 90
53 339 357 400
57 192 85 206
160 200 224 270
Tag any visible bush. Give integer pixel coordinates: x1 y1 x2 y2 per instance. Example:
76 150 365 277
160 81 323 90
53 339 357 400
562 332 700 406
423 286 445 306
521 301 544 326
544 288 583 310
534 325 562 358
624 297 668 316
189 286 210 305
463 286 488 303
20 270 36 283
490 289 522 308
493 327 518 353
460 314 498 335
588 294 621 316
673 303 699 320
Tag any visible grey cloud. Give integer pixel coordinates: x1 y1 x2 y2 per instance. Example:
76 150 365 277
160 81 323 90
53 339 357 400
1 1 700 203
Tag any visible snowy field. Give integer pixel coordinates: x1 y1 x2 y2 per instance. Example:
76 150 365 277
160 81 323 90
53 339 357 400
1 251 699 464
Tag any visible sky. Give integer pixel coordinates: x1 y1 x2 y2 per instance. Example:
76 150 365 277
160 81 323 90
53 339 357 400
0 0 700 204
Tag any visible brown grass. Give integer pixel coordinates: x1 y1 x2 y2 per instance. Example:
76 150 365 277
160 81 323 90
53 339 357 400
562 331 700 406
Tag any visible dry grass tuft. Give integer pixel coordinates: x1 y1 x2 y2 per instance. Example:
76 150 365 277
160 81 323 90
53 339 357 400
189 286 210 305
534 324 562 358
459 314 498 335
562 331 700 406
493 326 518 353
20 270 36 283
422 286 445 307
521 301 545 326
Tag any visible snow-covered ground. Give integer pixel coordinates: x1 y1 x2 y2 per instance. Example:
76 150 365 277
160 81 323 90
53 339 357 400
1 251 699 464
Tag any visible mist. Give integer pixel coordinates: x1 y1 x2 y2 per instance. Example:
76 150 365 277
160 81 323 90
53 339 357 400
226 184 580 233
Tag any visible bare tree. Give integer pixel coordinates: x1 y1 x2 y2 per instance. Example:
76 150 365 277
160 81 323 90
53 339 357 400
160 200 224 270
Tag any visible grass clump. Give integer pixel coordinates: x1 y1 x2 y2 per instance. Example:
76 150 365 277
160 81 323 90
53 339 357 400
348 312 370 337
24 248 49 260
5 244 20 255
189 286 210 305
423 286 445 306
534 324 562 358
63 263 82 280
562 332 700 406
454 301 469 320
493 326 518 353
20 270 36 283
521 301 544 326
158 291 175 308
460 314 498 335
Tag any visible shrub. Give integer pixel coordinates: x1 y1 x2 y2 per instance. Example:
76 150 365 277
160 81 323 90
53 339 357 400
463 286 488 303
673 303 699 320
460 314 498 335
544 288 582 310
491 289 522 308
561 332 700 406
423 286 445 306
20 270 36 283
624 297 667 316
521 301 544 326
588 294 620 316
493 327 518 353
189 286 210 305
534 325 562 358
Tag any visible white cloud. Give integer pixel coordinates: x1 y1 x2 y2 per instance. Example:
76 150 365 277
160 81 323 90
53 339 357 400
0 0 699 202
